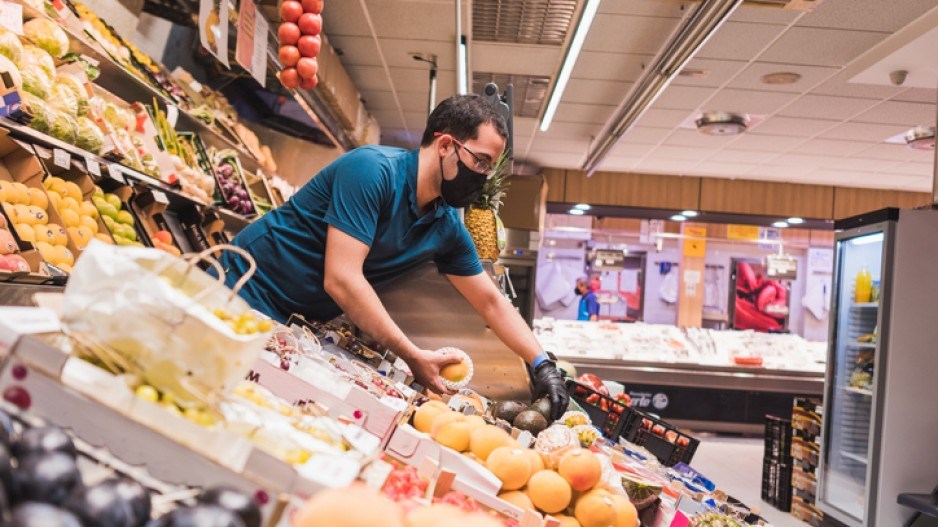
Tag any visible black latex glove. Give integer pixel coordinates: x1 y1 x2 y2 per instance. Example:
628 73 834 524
530 361 569 422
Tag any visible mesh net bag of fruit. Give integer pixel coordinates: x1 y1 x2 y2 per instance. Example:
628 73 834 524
61 241 273 406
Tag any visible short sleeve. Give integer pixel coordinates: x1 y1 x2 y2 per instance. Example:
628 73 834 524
587 294 600 316
435 223 484 276
322 151 391 246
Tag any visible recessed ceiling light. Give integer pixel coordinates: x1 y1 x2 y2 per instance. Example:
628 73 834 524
904 126 935 151
696 112 749 136
574 203 592 211
761 72 802 85
670 214 687 222
682 210 699 218
788 217 805 225
569 209 585 216
772 221 789 229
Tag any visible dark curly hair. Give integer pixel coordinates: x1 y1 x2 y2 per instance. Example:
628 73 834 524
420 94 509 147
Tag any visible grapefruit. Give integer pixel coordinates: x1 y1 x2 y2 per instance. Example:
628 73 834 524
527 470 572 514
293 484 403 527
498 490 534 511
469 425 513 462
524 449 546 473
553 514 582 527
432 420 471 452
609 494 638 527
414 401 449 433
574 489 617 527
463 414 486 432
485 446 532 491
440 360 470 383
405 504 464 527
429 411 464 437
558 449 602 491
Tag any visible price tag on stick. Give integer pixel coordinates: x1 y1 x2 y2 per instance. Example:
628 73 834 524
53 148 71 170
85 157 101 176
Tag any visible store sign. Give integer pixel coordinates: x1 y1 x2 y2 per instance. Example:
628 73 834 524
682 226 707 257
728 224 760 241
592 249 625 271
236 0 268 87
766 254 798 280
199 0 230 68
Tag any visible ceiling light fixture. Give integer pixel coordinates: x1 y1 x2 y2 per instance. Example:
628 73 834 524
682 210 699 217
457 36 469 95
574 203 592 210
772 221 789 229
788 217 805 225
581 0 744 174
696 112 749 136
569 209 585 216
761 72 802 85
904 126 935 151
670 214 687 222
539 0 602 132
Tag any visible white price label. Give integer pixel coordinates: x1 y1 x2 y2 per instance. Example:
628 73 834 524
0 1 23 35
339 423 380 456
0 307 61 353
380 396 409 413
108 164 126 183
53 149 71 170
85 157 101 176
189 80 203 92
152 190 170 205
299 456 361 489
361 459 394 490
166 105 179 128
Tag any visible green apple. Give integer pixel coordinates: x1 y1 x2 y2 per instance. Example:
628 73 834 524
99 203 119 221
93 185 104 198
104 193 122 210
113 234 132 246
102 215 117 231
116 210 135 226
117 224 137 242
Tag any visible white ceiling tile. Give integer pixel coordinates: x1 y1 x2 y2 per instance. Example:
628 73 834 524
361 90 427 113
552 104 617 125
537 121 603 140
750 116 840 137
635 158 700 174
892 88 937 104
600 0 684 17
585 15 682 55
712 149 780 164
813 70 904 99
779 94 879 121
527 152 581 169
851 143 922 161
828 158 903 173
811 171 926 189
620 126 673 145
727 62 839 93
598 157 642 172
672 59 749 88
572 52 652 82
689 161 757 176
729 5 801 25
853 101 936 126
359 0 456 41
325 36 382 67
513 118 540 139
528 138 591 155
389 67 456 96
652 86 715 111
636 109 693 129
891 162 934 177
320 1 368 37
696 22 788 61
704 89 799 115
790 139 872 157
664 128 740 148
371 109 427 132
746 165 817 181
561 79 633 106
766 153 840 168
760 27 889 68
899 179 931 192
473 43 562 77
334 37 458 70
729 134 806 152
797 0 938 32
818 122 909 142
351 66 394 93
650 145 712 161
609 143 652 158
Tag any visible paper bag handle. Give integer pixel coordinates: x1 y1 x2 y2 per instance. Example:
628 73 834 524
187 244 258 302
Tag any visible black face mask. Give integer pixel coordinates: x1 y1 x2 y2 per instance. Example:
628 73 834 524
574 287 582 296
440 151 487 209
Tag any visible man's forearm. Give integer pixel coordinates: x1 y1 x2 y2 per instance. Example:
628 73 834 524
478 295 542 365
325 274 418 360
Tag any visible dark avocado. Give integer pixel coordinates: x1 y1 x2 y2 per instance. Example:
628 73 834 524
490 401 527 423
512 411 549 436
530 398 553 421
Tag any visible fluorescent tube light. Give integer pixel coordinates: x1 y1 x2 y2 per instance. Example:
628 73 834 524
569 209 585 216
458 35 468 95
539 0 602 132
574 203 592 210
851 233 884 246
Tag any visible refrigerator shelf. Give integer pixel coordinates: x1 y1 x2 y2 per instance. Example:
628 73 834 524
847 343 877 350
844 386 873 397
850 302 879 309
841 451 869 465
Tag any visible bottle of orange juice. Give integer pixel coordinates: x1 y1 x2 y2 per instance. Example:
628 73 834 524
855 266 872 303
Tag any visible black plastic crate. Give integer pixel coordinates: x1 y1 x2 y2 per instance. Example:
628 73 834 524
620 407 699 467
765 414 794 463
762 459 793 512
566 380 631 439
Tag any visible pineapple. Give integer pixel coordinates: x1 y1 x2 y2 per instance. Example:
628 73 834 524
465 150 511 261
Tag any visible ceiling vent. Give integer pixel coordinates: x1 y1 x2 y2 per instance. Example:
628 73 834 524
472 0 578 46
660 0 823 11
696 112 750 136
473 72 550 118
905 126 935 151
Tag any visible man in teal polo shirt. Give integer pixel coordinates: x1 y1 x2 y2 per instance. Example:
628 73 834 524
219 95 568 416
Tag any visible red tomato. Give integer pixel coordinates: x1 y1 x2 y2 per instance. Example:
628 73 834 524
665 430 678 444
298 12 322 35
641 418 652 430
299 75 318 90
279 0 302 22
677 436 691 448
297 57 318 79
278 22 300 45
652 424 665 437
278 45 300 67
301 0 322 13
297 35 321 58
279 68 300 89
153 230 173 245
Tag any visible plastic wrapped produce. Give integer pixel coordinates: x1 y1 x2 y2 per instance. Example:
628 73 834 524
49 109 77 143
0 28 23 64
23 18 69 58
0 55 22 89
21 45 56 80
75 116 104 153
48 81 80 116
20 92 55 134
20 66 51 98
55 75 89 116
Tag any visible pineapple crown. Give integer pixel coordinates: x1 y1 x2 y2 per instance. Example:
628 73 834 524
471 149 511 212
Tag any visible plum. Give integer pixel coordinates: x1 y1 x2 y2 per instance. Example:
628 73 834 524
197 488 260 527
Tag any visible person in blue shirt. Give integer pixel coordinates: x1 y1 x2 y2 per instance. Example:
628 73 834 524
576 277 600 321
217 95 568 417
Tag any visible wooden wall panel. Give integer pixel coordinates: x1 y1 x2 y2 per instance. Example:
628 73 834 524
700 179 834 218
500 175 546 231
542 168 566 203
563 171 700 210
833 188 931 219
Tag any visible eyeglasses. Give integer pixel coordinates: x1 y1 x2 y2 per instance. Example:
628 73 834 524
434 133 495 175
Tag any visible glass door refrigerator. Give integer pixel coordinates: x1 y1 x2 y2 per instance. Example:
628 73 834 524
818 208 938 527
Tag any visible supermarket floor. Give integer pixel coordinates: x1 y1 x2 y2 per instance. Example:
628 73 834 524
692 435 809 527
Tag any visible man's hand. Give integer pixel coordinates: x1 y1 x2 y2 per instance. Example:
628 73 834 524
530 361 569 421
405 349 463 395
